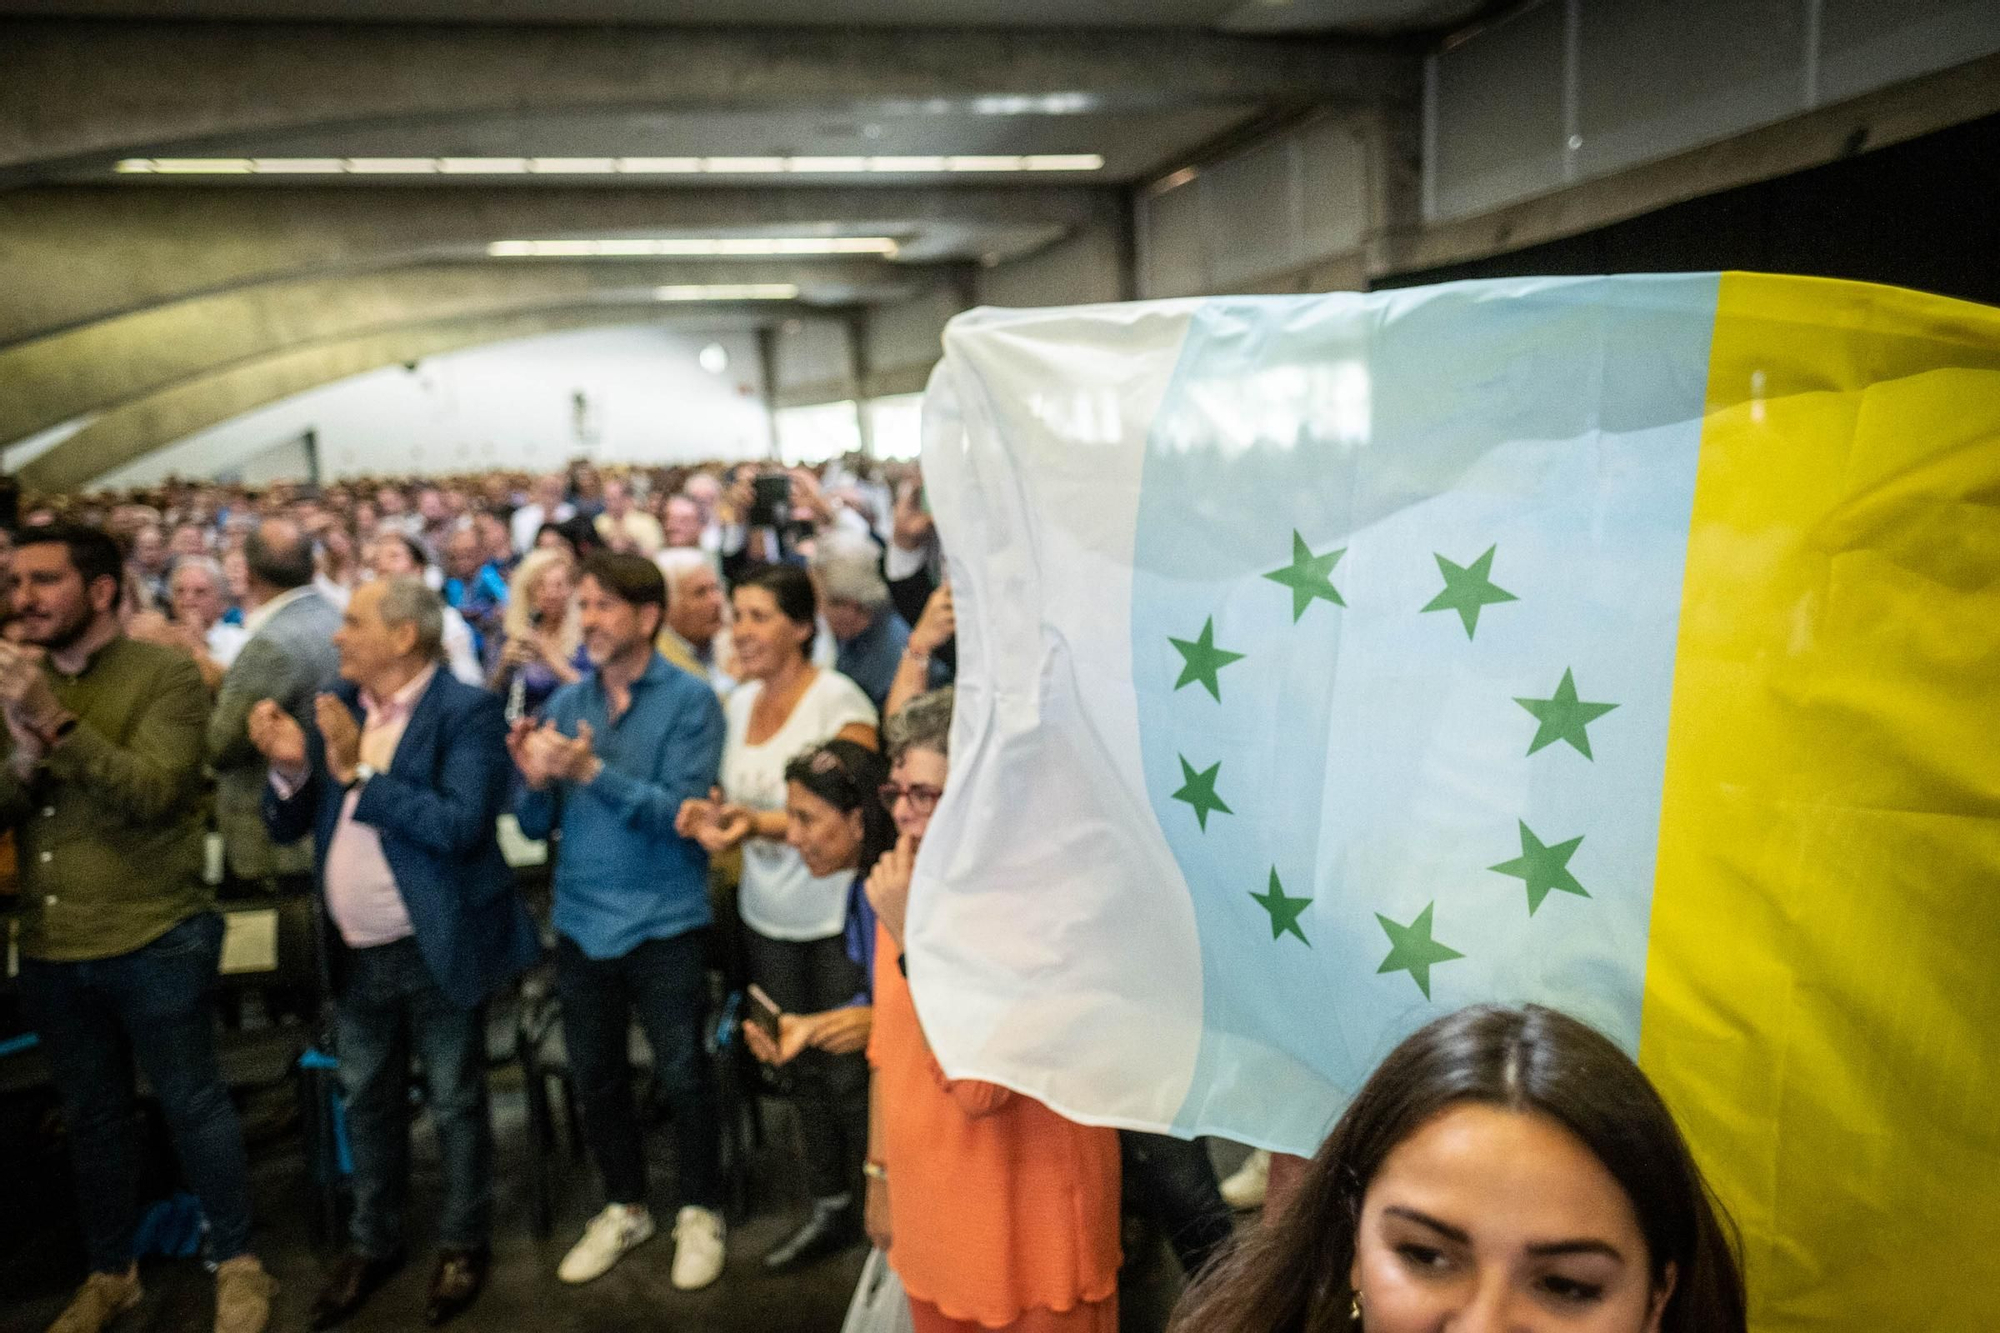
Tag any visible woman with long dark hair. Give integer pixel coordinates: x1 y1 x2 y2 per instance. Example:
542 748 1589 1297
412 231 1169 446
676 563 879 1269
742 739 895 1069
1170 1004 1745 1333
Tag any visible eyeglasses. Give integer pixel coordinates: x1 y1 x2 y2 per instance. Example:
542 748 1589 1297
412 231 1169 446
878 783 943 815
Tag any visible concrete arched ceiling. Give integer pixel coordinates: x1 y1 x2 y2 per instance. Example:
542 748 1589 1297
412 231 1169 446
0 185 1091 346
0 19 1411 176
20 303 722 492
1 258 922 446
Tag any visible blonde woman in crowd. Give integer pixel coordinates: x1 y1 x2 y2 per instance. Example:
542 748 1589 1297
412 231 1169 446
490 546 586 718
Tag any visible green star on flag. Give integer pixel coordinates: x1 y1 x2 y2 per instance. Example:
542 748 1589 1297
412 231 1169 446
1263 530 1346 622
1421 544 1518 639
1169 616 1245 702
1250 868 1313 946
1170 756 1232 831
1375 902 1464 999
1515 667 1619 759
1489 820 1590 915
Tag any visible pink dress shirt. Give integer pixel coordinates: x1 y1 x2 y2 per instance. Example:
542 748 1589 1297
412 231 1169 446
272 666 436 948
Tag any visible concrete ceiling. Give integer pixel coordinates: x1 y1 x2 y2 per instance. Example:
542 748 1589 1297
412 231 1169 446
0 0 1489 36
0 4 1462 483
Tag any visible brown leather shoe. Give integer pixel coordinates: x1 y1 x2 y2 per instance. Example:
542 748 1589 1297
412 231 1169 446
308 1250 404 1331
423 1247 489 1327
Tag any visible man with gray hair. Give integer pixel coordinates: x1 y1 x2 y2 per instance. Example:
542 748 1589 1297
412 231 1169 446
169 555 246 670
652 548 731 692
208 518 342 887
248 577 537 1329
810 533 935 711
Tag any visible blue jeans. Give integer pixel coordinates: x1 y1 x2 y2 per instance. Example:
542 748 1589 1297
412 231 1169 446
555 930 722 1210
335 937 492 1256
20 911 255 1272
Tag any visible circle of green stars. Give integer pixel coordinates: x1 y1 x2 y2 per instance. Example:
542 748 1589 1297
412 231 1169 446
1158 531 1621 1001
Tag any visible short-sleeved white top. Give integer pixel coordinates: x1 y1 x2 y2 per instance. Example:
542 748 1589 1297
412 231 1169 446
723 668 879 941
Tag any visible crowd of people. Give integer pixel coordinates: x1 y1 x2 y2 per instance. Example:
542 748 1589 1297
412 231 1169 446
0 456 1747 1333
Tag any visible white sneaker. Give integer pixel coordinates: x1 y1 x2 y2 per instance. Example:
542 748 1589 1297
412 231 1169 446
558 1203 656 1284
1220 1148 1271 1211
670 1205 726 1291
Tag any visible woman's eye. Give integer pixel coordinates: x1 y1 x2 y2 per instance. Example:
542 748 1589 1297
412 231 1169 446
1539 1275 1605 1305
1395 1243 1451 1273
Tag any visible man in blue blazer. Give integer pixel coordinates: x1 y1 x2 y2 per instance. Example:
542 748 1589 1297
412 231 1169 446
248 577 538 1330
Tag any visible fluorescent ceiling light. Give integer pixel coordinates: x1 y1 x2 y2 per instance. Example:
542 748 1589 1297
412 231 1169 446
345 158 439 174
439 157 529 173
488 237 899 258
970 93 1097 116
149 158 255 173
702 156 788 173
867 156 947 173
787 157 871 173
655 284 799 301
111 154 1105 177
252 158 346 173
1025 154 1105 171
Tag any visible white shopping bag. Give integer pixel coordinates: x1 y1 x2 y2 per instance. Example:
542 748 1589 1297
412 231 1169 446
839 1248 913 1333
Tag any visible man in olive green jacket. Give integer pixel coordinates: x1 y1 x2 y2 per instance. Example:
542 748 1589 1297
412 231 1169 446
1 523 274 1333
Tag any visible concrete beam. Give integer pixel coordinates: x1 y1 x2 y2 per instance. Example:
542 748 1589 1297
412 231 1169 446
2 259 918 445
21 304 700 492
0 19 1417 174
1368 50 2000 281
0 184 1107 346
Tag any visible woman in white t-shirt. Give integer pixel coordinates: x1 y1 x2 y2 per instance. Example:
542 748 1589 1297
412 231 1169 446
676 562 878 1270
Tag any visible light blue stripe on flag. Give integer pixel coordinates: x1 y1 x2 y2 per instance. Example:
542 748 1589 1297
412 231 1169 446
1129 275 1720 1150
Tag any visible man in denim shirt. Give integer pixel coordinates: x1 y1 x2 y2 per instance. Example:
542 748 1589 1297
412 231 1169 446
508 552 728 1291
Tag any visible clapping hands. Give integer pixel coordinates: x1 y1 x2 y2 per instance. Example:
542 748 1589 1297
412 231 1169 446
313 694 363 785
674 785 755 854
246 699 308 775
506 717 598 790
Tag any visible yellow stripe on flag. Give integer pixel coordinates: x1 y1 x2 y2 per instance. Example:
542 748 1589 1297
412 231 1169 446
1645 273 2000 1330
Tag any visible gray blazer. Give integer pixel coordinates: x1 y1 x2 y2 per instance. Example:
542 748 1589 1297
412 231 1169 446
207 588 343 880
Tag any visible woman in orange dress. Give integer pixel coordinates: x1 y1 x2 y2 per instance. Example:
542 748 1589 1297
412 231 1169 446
864 688 1122 1333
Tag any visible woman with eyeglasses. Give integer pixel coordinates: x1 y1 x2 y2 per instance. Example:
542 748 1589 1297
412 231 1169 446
675 562 879 1271
742 739 894 1078
864 688 1124 1333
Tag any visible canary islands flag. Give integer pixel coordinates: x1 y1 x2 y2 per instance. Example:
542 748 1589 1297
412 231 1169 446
908 273 2000 1331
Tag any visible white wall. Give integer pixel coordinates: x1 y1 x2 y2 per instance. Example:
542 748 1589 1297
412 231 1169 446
100 322 772 486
